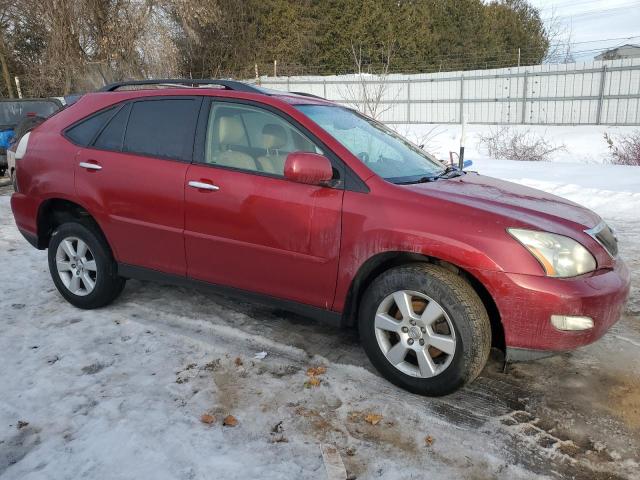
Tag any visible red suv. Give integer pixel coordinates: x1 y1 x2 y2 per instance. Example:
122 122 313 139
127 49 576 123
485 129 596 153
10 79 630 395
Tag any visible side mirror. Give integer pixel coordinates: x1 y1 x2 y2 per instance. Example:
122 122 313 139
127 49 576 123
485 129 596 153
284 152 333 186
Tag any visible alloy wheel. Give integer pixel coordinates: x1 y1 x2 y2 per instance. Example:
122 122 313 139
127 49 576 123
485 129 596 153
374 290 457 378
55 236 98 296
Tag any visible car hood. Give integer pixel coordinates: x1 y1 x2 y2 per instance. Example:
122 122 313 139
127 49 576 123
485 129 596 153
405 173 601 231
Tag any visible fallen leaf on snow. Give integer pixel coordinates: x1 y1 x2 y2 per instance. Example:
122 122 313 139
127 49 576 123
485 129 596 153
306 366 327 377
200 414 215 425
304 377 322 388
425 435 434 446
234 357 243 366
17 420 29 429
364 413 383 425
270 434 288 443
223 415 238 427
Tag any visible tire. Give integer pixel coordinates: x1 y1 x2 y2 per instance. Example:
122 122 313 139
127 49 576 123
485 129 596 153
358 263 491 396
48 222 125 309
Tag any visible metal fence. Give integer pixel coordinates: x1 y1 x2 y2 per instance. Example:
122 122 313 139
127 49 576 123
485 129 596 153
259 58 640 125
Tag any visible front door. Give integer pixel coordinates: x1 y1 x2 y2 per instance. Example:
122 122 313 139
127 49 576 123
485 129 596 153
184 100 344 308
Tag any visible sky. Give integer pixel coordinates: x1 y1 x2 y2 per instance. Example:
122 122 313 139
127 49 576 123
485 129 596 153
527 0 640 62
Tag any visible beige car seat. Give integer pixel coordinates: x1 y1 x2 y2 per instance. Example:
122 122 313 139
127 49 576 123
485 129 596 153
207 116 257 171
256 124 289 174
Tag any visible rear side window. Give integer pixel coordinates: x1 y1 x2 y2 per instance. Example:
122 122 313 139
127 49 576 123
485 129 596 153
123 99 199 161
94 103 131 151
65 107 117 146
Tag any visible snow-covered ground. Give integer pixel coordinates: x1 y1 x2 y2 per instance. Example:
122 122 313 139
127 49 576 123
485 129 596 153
1 126 640 479
399 123 639 165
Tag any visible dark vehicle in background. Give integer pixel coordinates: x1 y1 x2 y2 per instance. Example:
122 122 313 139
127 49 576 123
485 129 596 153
1 98 63 177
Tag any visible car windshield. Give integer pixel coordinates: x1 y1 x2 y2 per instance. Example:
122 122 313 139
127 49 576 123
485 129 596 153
0 100 61 128
295 104 445 183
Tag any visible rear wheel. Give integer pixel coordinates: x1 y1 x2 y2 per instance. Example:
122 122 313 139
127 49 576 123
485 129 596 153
48 222 125 309
358 263 491 396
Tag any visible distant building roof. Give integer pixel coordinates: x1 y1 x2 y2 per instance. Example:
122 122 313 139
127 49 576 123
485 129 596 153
595 44 640 60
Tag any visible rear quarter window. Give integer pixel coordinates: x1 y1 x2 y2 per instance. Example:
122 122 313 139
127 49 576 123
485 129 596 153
94 103 131 151
65 107 118 146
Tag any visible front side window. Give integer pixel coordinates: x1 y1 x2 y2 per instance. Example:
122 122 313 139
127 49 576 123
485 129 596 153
296 105 445 184
123 99 200 161
203 102 322 176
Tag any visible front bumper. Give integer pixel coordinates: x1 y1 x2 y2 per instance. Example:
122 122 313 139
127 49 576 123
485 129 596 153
476 259 631 353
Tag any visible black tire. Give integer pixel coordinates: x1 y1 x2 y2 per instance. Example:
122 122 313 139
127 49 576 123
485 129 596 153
48 222 125 309
358 263 491 396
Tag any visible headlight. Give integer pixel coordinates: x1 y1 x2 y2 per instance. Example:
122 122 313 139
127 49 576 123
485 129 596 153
508 229 596 277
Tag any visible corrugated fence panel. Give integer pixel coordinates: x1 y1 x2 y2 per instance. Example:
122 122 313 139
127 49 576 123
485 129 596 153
258 59 640 125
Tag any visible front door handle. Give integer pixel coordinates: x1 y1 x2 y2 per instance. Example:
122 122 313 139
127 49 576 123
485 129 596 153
188 180 219 191
79 162 102 170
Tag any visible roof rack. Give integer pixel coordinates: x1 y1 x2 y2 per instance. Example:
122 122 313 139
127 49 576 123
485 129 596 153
99 79 264 93
290 91 326 100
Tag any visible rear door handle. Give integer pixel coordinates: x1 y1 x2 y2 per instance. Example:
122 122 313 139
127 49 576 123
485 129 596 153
188 180 219 191
79 162 102 170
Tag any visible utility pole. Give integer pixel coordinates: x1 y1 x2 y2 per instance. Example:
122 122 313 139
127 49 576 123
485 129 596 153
14 76 22 99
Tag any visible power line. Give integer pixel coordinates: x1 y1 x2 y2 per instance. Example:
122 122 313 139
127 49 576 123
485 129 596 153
543 2 640 21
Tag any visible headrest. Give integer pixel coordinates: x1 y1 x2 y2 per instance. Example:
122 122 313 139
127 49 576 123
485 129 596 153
262 123 287 150
218 116 245 145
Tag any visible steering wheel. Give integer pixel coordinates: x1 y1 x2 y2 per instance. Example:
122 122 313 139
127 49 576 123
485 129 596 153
357 151 370 163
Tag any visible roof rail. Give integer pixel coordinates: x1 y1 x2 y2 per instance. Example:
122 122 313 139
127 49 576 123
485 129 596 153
99 79 264 93
291 91 326 100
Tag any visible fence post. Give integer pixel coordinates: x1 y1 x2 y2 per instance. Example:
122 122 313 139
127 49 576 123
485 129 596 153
521 71 528 124
323 79 327 99
407 81 411 123
459 74 464 123
596 65 607 125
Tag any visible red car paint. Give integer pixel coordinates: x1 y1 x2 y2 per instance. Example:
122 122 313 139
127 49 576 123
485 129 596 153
10 87 630 358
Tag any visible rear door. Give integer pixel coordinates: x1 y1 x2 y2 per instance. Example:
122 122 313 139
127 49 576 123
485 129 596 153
72 96 202 275
184 99 344 308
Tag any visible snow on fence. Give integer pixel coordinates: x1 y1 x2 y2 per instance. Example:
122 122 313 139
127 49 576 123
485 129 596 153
259 58 640 125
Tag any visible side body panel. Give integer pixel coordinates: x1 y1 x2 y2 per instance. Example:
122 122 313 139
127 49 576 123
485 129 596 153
184 164 343 308
74 149 188 275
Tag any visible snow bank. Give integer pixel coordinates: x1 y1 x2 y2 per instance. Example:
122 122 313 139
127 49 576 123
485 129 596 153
398 124 640 165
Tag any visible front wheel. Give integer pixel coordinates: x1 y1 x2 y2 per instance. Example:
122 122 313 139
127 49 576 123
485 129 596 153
358 263 491 396
48 222 125 309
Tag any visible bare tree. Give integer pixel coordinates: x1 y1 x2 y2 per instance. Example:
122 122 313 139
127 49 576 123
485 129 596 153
341 41 399 120
0 0 16 97
543 7 574 64
0 0 179 96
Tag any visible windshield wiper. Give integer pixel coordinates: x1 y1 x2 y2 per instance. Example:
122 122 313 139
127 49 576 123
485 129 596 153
397 176 437 185
394 165 466 184
435 165 464 179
